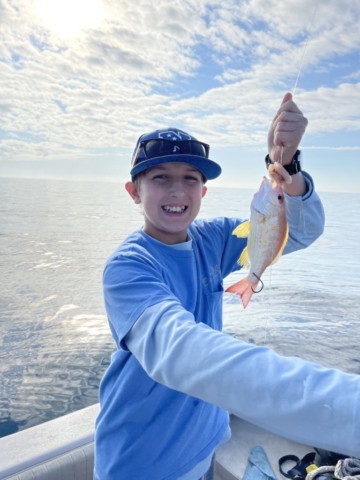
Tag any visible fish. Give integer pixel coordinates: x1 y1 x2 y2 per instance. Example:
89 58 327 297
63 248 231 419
225 175 289 308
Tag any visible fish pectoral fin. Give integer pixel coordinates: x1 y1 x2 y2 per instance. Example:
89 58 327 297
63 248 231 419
270 223 289 266
238 246 250 268
232 221 250 238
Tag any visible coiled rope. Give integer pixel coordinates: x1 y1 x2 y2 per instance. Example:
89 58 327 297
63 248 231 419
306 458 360 480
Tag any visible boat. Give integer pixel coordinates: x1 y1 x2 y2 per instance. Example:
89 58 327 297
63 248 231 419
0 404 314 479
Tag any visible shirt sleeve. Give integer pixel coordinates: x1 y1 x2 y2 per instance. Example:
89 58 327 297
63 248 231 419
125 300 360 458
283 171 325 254
103 251 180 348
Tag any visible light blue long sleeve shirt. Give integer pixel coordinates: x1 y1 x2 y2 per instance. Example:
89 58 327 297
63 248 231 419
127 300 360 457
94 172 337 480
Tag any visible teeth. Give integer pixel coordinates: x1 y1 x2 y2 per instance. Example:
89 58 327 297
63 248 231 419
163 206 186 213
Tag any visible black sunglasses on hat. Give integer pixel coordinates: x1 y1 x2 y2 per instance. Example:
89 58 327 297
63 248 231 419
130 128 222 181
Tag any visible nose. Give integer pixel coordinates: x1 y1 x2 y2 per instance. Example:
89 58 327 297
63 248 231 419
169 178 185 197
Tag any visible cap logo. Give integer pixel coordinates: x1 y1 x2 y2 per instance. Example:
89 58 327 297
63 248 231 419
158 130 192 141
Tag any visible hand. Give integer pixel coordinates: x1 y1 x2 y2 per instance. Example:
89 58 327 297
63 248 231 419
268 162 292 187
267 92 308 165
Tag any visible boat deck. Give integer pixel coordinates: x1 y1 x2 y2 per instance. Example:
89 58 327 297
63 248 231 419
215 415 314 479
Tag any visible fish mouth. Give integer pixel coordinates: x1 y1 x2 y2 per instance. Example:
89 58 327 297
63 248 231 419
162 205 188 214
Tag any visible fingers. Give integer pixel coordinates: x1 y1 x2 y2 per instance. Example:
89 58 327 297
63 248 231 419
270 95 306 134
274 128 305 149
278 98 303 115
268 92 308 165
280 92 292 106
273 94 304 127
273 111 308 148
268 163 292 186
277 111 307 126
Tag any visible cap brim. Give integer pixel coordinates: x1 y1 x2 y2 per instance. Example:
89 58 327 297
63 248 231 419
130 154 222 181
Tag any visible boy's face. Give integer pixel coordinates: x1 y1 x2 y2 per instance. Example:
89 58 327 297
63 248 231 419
126 162 207 244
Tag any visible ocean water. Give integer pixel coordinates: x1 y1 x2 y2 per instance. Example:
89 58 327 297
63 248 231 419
0 176 359 438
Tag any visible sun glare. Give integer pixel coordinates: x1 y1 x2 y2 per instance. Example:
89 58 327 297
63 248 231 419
36 0 104 37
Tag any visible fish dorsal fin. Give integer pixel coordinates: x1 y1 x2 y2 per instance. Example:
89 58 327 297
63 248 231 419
270 222 289 266
238 246 250 268
232 221 251 238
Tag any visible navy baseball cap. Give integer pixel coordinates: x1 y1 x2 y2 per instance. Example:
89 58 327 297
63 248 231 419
130 128 222 181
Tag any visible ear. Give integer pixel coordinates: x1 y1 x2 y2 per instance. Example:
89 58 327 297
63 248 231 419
125 181 141 204
201 186 207 198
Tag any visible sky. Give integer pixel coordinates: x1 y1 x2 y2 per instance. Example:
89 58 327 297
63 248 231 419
0 0 359 192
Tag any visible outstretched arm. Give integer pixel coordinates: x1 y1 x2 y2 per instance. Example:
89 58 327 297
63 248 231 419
125 300 360 457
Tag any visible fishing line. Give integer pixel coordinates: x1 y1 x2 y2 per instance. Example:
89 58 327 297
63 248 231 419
279 0 319 165
292 0 319 96
288 0 320 234
290 1 320 239
263 261 274 346
264 1 319 345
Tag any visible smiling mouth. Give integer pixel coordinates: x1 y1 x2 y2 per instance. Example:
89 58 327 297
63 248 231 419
162 206 187 214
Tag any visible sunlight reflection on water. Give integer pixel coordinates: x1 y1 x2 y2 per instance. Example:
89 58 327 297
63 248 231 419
0 177 359 437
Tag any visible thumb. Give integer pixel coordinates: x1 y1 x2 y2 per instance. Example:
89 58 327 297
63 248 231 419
281 92 292 106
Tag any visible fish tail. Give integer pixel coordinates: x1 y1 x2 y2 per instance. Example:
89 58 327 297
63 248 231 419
225 278 258 309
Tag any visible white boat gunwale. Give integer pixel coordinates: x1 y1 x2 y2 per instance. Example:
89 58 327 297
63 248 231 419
0 404 314 480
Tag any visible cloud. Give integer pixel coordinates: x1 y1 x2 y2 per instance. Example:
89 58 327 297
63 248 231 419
0 0 359 164
342 70 360 82
299 83 360 133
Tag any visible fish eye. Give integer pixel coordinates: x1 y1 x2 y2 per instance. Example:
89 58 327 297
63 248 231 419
278 195 282 200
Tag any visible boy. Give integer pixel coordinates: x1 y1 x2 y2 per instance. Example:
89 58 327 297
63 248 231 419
94 94 360 479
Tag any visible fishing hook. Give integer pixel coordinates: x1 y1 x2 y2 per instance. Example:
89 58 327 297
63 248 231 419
251 273 264 294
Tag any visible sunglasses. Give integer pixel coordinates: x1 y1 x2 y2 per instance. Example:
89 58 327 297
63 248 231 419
132 139 210 167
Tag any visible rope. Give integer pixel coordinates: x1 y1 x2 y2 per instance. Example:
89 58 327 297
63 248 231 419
306 458 360 480
336 458 360 480
306 466 336 480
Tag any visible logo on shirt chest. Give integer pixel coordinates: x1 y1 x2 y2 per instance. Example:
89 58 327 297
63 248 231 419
202 264 221 287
